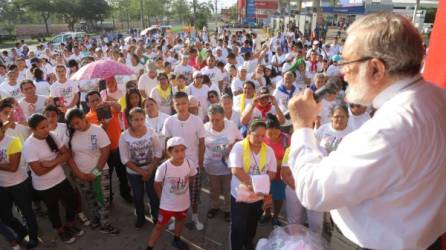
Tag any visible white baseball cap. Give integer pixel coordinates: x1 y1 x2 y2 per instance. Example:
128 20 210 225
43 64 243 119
166 137 187 149
193 71 203 78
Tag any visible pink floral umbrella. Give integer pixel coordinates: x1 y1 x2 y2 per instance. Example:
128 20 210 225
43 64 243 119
70 59 134 81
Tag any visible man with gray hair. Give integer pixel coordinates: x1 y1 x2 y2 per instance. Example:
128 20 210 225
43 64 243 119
287 13 446 249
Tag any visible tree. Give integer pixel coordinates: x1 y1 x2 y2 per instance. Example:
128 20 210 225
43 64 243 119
21 0 55 36
171 0 191 24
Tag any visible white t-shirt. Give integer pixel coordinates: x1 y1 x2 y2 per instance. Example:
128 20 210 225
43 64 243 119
119 127 163 175
34 80 51 96
19 95 48 119
0 135 28 187
174 64 193 81
162 114 206 166
150 87 173 115
52 123 67 142
78 79 98 102
100 88 123 102
348 109 370 131
228 141 277 202
228 110 241 128
320 98 341 125
49 80 79 106
65 125 111 173
138 74 158 97
0 81 22 99
154 159 197 211
186 84 210 120
204 120 242 175
315 123 352 155
233 95 254 113
231 78 245 95
272 85 302 113
145 112 170 145
201 66 223 87
23 132 66 190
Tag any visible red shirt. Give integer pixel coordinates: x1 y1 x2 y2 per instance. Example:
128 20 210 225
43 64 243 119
264 133 290 180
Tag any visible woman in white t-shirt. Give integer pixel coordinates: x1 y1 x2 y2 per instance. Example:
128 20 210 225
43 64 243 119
144 97 170 147
23 114 83 244
221 94 241 128
32 67 50 96
315 104 352 155
0 120 39 247
204 104 242 221
150 73 174 115
43 105 67 141
65 108 119 234
228 120 277 250
127 54 144 80
119 107 163 228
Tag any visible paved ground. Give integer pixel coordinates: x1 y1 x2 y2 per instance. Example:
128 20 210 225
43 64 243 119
0 175 279 250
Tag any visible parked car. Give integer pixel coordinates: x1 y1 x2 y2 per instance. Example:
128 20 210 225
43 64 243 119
50 32 87 46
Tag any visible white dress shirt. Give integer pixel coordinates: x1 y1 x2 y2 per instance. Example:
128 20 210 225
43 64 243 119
288 75 446 249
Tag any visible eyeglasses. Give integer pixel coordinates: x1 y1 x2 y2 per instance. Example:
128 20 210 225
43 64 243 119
338 57 373 73
337 57 373 67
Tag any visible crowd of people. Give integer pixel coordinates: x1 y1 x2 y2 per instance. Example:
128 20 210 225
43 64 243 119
0 25 374 250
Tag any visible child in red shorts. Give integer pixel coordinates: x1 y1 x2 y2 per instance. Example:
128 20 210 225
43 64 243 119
146 137 197 250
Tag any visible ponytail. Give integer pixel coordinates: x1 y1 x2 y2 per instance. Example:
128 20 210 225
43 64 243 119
65 108 86 150
28 113 59 152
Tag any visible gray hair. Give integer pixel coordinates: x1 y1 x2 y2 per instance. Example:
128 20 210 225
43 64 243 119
313 73 327 82
347 12 424 77
207 104 225 116
330 104 349 118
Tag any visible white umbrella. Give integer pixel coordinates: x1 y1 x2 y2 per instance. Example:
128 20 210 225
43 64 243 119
140 25 160 36
124 36 132 43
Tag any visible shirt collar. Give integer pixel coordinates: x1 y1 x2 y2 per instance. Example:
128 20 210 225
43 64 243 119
372 74 422 109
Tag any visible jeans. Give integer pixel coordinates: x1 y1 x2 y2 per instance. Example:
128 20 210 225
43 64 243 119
107 149 131 200
230 196 263 250
127 172 159 222
0 178 38 241
0 222 16 243
38 179 76 229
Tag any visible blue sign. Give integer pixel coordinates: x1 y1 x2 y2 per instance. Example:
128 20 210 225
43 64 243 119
245 0 257 24
321 5 365 14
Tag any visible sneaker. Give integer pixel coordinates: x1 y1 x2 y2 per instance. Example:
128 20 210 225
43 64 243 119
168 219 176 231
24 238 39 249
193 219 204 231
65 226 85 237
77 212 91 227
259 213 272 224
12 244 21 250
271 217 282 227
206 208 219 219
135 219 146 229
99 224 120 235
224 212 231 222
171 237 189 250
58 231 75 244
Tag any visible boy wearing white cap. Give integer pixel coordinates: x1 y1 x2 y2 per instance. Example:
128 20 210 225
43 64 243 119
147 137 197 250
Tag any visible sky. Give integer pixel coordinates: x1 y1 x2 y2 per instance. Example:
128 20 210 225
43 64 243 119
197 0 237 10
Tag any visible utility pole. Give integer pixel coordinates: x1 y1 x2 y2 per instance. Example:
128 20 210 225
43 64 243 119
140 0 145 29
